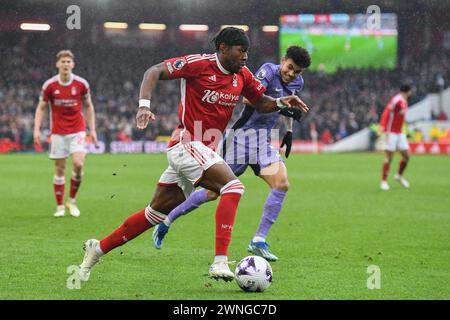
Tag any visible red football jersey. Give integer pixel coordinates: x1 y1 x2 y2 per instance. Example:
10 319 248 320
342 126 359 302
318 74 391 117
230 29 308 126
40 74 90 135
380 93 408 134
164 53 265 149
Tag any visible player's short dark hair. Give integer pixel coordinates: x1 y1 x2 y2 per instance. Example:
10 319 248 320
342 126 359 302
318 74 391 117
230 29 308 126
400 84 412 93
285 46 311 69
211 27 250 51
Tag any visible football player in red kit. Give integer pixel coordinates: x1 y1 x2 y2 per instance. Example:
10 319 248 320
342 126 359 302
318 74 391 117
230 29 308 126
78 27 309 283
380 84 413 190
34 50 97 217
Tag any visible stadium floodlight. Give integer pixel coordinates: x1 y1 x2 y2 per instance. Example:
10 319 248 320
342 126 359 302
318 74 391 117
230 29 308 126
262 25 279 32
103 22 128 29
20 23 51 31
179 24 209 31
221 25 249 32
139 23 167 31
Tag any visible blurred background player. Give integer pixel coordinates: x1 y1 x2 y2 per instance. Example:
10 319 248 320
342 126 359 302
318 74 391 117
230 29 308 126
33 50 98 217
78 28 309 283
152 46 311 262
379 84 413 190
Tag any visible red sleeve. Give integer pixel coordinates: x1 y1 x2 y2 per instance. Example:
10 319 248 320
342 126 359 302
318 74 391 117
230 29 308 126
241 67 266 104
380 106 390 129
40 83 51 102
400 99 408 111
164 55 207 79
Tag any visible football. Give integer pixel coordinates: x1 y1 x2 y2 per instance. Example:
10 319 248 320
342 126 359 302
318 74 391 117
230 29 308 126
235 256 273 292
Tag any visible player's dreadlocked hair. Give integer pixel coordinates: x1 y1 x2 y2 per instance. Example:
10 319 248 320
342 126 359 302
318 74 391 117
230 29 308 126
211 27 250 51
286 46 311 69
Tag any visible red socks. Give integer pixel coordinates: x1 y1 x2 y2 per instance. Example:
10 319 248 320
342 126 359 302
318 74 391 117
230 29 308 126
398 160 408 175
98 178 245 257
99 207 165 254
70 177 82 199
215 180 245 256
53 176 65 206
53 174 82 206
382 161 390 181
383 159 408 181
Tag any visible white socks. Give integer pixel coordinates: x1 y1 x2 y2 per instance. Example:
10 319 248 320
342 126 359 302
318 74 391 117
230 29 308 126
253 236 266 243
214 255 228 263
95 242 104 255
163 217 171 226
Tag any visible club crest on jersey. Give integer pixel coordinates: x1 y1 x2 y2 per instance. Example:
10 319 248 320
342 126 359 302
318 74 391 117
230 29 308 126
173 59 186 70
233 74 238 87
71 87 77 95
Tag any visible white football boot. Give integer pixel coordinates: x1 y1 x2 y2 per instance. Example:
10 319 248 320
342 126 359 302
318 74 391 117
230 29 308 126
394 174 410 188
380 181 390 191
79 239 102 282
208 261 235 282
66 199 81 217
54 205 65 217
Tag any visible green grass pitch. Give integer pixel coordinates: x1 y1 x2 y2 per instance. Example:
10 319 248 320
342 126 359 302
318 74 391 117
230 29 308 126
280 32 397 73
0 153 449 299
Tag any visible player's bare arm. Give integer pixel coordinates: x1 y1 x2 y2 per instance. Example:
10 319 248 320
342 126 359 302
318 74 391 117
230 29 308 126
246 95 309 114
136 62 170 129
33 99 48 145
82 93 98 145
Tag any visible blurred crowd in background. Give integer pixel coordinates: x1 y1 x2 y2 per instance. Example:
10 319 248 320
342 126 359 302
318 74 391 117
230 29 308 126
0 32 449 152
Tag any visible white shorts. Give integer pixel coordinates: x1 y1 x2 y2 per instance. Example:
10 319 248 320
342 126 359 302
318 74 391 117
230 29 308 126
50 131 87 159
384 133 409 152
158 141 224 198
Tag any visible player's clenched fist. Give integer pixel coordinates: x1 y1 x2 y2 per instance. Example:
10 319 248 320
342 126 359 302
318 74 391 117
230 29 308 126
136 107 156 129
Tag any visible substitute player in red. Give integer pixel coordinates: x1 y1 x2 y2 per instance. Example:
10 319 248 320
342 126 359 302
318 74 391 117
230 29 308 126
78 27 309 282
379 84 412 191
34 50 97 217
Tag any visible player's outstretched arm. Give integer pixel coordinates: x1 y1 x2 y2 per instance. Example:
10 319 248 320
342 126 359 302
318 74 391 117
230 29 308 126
252 95 309 114
33 100 48 145
136 62 169 130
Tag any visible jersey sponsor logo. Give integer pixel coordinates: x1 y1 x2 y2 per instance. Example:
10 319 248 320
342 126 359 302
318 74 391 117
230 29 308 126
208 75 217 82
53 99 79 107
202 90 219 103
202 89 240 106
256 68 267 80
173 59 186 70
167 62 174 74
